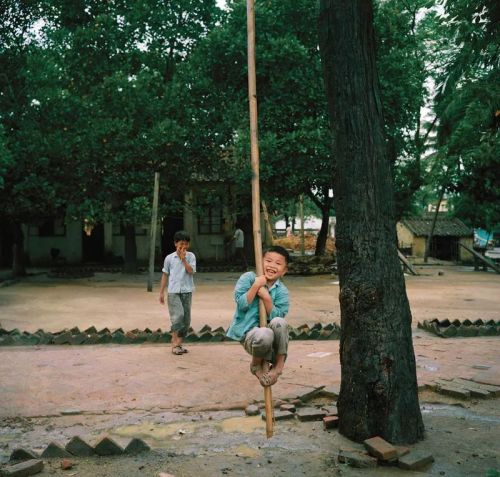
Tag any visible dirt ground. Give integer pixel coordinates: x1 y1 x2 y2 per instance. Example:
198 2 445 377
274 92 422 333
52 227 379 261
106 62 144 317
0 265 499 476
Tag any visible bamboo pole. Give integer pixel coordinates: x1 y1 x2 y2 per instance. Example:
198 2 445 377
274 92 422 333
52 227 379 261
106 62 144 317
147 172 160 292
246 0 274 438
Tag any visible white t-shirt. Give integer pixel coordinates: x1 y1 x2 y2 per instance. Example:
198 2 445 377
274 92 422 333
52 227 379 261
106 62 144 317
233 228 244 248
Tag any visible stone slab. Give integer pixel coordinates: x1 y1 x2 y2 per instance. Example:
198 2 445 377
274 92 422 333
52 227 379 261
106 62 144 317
296 407 327 422
398 451 434 470
0 459 43 477
261 410 295 421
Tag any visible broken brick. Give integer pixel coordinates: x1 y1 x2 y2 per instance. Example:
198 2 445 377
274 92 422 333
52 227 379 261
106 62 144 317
0 459 44 476
323 416 339 430
338 449 378 468
363 436 398 461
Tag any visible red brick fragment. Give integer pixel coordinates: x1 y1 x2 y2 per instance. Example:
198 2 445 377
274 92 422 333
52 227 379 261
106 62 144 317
363 436 398 461
323 416 339 430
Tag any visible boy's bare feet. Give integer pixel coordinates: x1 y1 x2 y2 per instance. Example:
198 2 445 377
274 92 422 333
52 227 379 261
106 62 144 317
250 359 270 382
259 367 282 386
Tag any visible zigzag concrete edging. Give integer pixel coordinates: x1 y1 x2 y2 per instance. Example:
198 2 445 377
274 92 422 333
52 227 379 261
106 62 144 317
0 323 341 346
417 318 500 338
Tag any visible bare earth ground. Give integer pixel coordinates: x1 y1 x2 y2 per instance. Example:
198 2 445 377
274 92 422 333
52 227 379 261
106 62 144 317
0 265 499 476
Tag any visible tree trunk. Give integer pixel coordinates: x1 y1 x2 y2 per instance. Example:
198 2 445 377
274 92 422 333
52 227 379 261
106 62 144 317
11 222 26 277
319 0 424 444
123 224 138 273
424 188 445 263
315 198 332 256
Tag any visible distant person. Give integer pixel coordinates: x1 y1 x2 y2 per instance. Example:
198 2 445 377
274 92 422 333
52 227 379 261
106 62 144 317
232 224 247 267
159 230 196 355
227 245 290 386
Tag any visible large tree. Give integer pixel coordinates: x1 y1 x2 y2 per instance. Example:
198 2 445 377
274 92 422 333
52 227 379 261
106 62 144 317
319 0 424 444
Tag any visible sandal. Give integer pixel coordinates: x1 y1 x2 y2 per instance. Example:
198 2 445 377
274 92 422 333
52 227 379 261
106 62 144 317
250 361 270 378
179 346 189 354
172 346 184 355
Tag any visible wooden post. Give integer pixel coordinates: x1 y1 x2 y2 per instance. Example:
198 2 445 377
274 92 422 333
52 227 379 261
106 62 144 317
246 0 274 438
147 172 160 292
299 194 305 256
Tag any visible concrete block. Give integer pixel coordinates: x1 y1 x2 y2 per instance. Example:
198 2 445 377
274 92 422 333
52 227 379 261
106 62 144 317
65 436 95 456
398 451 434 470
94 436 124 456
0 459 44 476
295 407 327 422
338 449 377 468
363 436 398 461
41 442 72 458
9 449 38 462
124 438 150 455
69 333 87 345
53 331 72 345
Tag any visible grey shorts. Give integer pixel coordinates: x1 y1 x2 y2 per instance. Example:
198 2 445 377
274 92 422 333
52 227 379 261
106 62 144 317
242 317 289 362
167 293 192 337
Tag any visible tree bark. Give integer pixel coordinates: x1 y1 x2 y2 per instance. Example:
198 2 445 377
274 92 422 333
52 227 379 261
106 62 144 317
319 0 424 444
424 187 445 263
123 224 138 273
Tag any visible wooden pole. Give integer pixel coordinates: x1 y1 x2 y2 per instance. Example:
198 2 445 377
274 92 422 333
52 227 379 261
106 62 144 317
299 194 305 256
246 0 273 438
147 172 160 292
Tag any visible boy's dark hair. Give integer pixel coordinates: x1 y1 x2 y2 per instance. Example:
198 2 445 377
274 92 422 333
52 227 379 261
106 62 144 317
264 245 290 264
173 230 190 242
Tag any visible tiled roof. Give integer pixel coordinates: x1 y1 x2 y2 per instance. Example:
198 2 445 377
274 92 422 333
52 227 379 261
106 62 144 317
400 216 473 237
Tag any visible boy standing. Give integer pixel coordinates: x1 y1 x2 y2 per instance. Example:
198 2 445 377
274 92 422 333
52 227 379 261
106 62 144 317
227 245 290 386
159 231 196 355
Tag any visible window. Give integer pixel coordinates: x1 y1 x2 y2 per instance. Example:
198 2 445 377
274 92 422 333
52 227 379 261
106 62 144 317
29 218 66 237
198 202 223 234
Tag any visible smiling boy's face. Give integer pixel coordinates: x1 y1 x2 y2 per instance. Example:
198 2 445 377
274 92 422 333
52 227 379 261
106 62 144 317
262 251 287 283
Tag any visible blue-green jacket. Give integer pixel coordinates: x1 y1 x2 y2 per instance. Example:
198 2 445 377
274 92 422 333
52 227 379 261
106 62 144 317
226 271 289 341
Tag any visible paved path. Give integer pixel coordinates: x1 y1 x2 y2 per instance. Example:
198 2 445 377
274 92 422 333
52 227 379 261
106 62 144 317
1 332 498 418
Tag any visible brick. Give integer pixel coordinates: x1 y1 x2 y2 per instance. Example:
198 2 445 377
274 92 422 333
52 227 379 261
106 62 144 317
323 416 339 430
338 449 377 468
262 410 295 421
363 436 398 461
60 460 73 470
0 459 44 476
84 326 98 334
65 436 95 457
9 449 38 462
296 407 327 422
40 442 72 458
124 438 150 455
398 451 434 470
94 436 124 456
